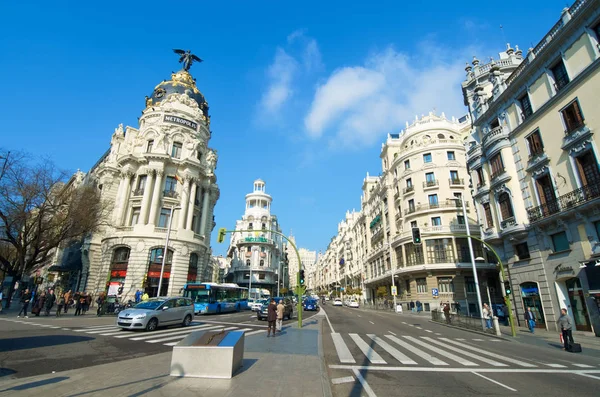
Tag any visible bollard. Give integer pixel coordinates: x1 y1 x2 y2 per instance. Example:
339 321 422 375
492 316 501 336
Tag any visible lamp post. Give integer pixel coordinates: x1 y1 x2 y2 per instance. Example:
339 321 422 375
157 205 180 297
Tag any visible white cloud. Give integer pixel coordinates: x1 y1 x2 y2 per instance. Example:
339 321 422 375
303 46 470 148
260 48 298 113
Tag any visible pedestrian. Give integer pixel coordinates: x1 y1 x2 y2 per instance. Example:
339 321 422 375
483 303 492 329
63 290 72 314
96 293 106 316
525 307 536 333
45 289 56 316
266 298 277 337
142 291 149 302
17 288 32 318
135 289 142 303
74 292 84 316
557 308 575 351
443 302 451 324
56 295 65 317
276 299 285 333
32 292 46 317
455 301 461 315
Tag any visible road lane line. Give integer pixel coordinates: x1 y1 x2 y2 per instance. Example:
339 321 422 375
320 308 335 333
421 337 506 367
352 368 377 397
408 324 414 327
403 336 478 366
473 338 484 341
115 324 215 339
367 335 417 365
147 326 234 343
130 325 223 341
385 335 448 366
455 338 466 341
544 363 567 368
440 338 536 368
369 321 375 325
82 324 118 329
578 373 600 381
388 331 396 336
349 334 386 364
329 366 600 374
573 364 595 368
425 330 433 333
402 322 407 324
331 376 355 385
73 325 117 332
357 315 362 318
332 333 355 364
49 326 61 329
471 371 517 391
244 329 265 337
85 328 121 334
435 333 442 335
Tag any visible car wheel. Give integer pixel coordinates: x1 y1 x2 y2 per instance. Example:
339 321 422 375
146 318 158 332
182 314 192 327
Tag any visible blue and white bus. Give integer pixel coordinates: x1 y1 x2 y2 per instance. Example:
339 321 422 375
183 282 248 314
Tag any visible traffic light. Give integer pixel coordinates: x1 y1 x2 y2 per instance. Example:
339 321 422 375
412 227 422 245
217 227 227 243
300 270 305 285
504 280 512 295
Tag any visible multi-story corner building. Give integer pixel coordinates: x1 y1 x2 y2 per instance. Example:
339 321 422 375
46 55 220 300
285 234 317 289
463 0 600 335
211 255 228 283
225 180 284 298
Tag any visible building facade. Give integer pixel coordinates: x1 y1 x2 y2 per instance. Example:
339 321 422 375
285 234 317 289
463 0 600 335
225 180 284 298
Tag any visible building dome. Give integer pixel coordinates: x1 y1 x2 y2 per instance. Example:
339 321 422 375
147 70 209 117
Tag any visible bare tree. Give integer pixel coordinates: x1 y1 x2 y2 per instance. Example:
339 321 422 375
0 150 109 307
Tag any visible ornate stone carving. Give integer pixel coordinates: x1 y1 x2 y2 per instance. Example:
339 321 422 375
531 165 549 178
569 139 591 155
206 149 218 175
493 183 511 197
479 195 490 204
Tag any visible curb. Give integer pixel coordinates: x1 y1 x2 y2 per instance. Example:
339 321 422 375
427 319 509 341
317 314 334 397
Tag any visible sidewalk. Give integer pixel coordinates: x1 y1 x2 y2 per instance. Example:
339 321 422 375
0 314 332 397
497 323 600 354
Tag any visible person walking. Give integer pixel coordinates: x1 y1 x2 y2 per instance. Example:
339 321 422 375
276 299 285 333
525 307 536 333
443 302 451 324
17 289 32 318
45 290 56 316
557 308 575 351
135 290 142 304
483 303 492 329
56 294 65 317
32 292 46 317
74 292 84 316
266 298 277 337
63 290 72 314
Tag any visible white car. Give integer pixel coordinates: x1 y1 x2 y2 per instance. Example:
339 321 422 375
348 300 360 308
249 299 267 312
333 298 343 306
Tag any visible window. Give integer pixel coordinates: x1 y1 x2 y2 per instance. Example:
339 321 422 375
594 22 600 42
526 130 544 157
188 253 198 282
431 217 442 226
447 151 455 161
483 203 494 228
406 178 412 187
259 260 264 266
164 176 177 193
595 221 600 240
404 160 410 170
457 215 465 225
158 208 171 227
561 100 585 134
171 141 183 158
498 192 514 220
575 151 600 185
130 207 141 226
249 222 253 230
416 278 427 293
246 260 251 266
262 223 266 230
450 170 459 183
519 93 533 120
408 199 415 212
410 221 417 228
423 153 432 163
438 277 454 293
490 154 504 179
425 172 435 186
465 277 476 293
426 239 454 263
428 194 438 207
135 175 147 195
147 140 154 153
515 242 530 260
476 168 485 186
259 273 266 280
196 151 202 161
110 247 130 281
551 231 569 252
551 61 570 91
490 119 500 129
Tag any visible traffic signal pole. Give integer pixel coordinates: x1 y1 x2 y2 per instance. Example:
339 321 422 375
217 227 304 328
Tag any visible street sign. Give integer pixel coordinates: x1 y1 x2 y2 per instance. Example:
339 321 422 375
391 286 397 296
432 288 439 298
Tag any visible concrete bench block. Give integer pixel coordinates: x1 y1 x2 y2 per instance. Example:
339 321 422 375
170 330 245 379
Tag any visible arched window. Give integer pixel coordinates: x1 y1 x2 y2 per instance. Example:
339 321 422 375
146 247 173 297
246 259 251 266
259 260 264 266
498 193 514 220
171 141 183 158
147 139 154 153
188 253 199 282
109 247 130 285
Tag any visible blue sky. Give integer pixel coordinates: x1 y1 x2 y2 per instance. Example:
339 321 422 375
0 0 571 255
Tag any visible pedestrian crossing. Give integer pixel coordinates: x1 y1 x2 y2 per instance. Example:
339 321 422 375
329 333 592 369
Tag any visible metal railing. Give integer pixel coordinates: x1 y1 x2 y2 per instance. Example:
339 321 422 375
423 180 439 188
163 190 178 199
527 181 600 222
403 185 414 194
431 309 496 335
449 178 464 185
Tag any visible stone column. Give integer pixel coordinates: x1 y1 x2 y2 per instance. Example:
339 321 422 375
138 171 155 225
118 172 133 226
178 177 191 230
199 183 210 236
148 170 164 225
112 176 127 226
186 182 198 230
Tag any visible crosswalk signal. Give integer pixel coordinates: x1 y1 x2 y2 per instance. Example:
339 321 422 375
504 280 512 295
412 227 422 245
217 227 227 243
300 270 305 285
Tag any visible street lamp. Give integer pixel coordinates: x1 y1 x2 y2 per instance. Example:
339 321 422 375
157 205 181 297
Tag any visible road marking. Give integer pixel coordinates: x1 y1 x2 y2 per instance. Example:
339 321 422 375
472 338 484 341
352 368 377 397
329 366 600 374
61 328 70 331
425 330 433 333
367 335 417 365
49 326 61 329
85 328 121 334
403 336 478 366
408 324 414 327
357 315 362 318
455 338 466 341
74 325 117 332
147 326 234 343
385 335 448 366
321 308 335 334
189 319 267 328
80 324 119 330
388 331 396 336
331 376 355 385
331 333 355 364
350 334 387 364
401 322 407 324
543 363 567 368
440 338 536 368
129 325 221 341
244 329 265 337
578 373 600 381
471 371 517 391
421 337 506 367
369 321 375 325
573 364 595 368
415 326 423 330
435 333 442 336
249 315 255 318
114 324 214 339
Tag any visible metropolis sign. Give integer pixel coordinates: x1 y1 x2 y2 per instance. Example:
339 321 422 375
163 115 198 130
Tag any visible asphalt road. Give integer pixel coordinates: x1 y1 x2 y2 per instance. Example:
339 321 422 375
321 305 600 397
0 307 317 380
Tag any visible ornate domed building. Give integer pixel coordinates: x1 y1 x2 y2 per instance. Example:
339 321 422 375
80 51 220 299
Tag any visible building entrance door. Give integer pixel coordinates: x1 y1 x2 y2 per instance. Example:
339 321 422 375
520 282 545 328
566 278 592 331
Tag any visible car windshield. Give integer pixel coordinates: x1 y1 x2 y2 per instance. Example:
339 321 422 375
134 299 165 310
306 300 316 304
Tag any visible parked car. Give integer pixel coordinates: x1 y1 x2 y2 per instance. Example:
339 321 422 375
257 297 293 320
116 297 194 332
249 299 268 312
348 300 359 308
333 298 343 306
303 299 318 311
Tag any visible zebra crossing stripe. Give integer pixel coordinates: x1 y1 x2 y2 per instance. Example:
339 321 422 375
420 337 507 367
403 336 478 366
127 324 219 341
114 324 212 339
73 325 117 332
573 364 594 368
146 326 232 343
82 324 119 330
440 338 536 368
85 328 121 334
385 335 448 366
366 335 417 365
332 333 356 364
243 329 265 337
544 363 567 368
349 334 387 364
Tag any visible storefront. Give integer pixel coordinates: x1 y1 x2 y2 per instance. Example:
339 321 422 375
520 282 546 328
146 248 172 297
565 277 592 331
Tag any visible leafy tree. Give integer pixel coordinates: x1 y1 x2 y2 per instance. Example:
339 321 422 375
376 286 388 298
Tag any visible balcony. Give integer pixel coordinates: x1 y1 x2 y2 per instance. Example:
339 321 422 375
404 200 466 216
449 178 464 186
500 216 517 229
482 126 509 150
132 188 144 196
163 189 179 199
423 180 439 189
527 181 600 223
490 168 506 181
403 185 414 194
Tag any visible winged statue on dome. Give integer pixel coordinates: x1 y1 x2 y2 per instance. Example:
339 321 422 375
173 49 202 71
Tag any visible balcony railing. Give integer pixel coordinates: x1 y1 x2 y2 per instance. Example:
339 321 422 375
404 200 466 215
449 178 464 186
132 188 145 196
163 189 178 199
490 168 505 180
423 180 439 188
527 181 600 222
403 185 414 194
500 216 517 229
482 126 508 148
